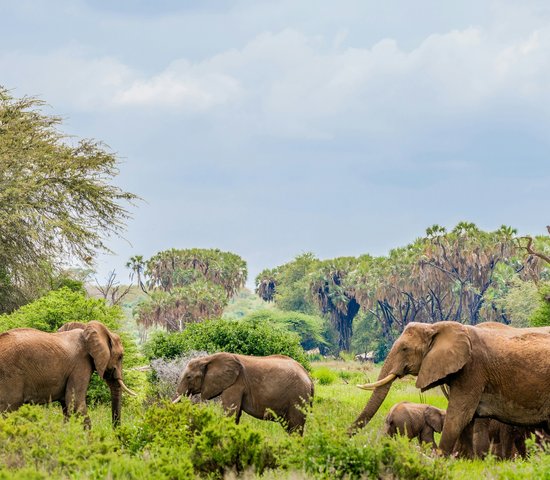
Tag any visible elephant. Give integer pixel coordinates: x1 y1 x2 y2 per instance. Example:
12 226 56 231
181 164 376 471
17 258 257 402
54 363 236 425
0 321 136 426
465 418 532 459
384 402 445 447
173 352 314 434
349 321 550 455
385 400 531 458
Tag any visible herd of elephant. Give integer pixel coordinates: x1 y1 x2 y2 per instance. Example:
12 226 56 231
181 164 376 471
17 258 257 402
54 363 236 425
2 319 550 460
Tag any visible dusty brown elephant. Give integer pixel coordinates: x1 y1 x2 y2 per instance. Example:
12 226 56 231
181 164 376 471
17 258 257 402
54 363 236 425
0 321 136 426
349 321 550 455
173 352 314 434
466 418 532 459
384 402 445 447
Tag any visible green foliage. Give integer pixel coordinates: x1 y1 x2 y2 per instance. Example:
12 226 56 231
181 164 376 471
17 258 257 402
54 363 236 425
118 400 279 478
143 317 309 368
273 253 320 313
492 277 539 327
222 288 274 319
311 367 338 385
244 309 328 351
135 248 247 331
289 415 445 480
529 282 550 327
0 287 123 332
0 88 137 313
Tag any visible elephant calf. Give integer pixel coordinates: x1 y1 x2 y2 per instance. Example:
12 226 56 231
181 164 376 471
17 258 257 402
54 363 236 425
173 352 314 434
384 402 445 447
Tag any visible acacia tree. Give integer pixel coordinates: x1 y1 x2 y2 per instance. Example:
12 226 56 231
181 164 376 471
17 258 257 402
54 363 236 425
134 248 247 331
0 88 137 312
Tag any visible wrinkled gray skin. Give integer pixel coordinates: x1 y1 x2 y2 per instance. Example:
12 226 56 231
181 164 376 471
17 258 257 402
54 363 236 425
176 352 314 434
350 321 550 455
384 402 445 448
0 321 126 426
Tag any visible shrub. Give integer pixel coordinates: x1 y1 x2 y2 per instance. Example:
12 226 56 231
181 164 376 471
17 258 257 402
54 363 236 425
297 428 380 479
0 287 123 332
117 400 279 478
311 367 338 385
244 309 328 351
143 317 309 368
530 282 550 327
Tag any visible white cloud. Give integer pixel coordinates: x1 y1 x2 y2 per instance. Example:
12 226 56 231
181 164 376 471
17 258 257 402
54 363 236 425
4 11 550 138
113 61 243 110
0 47 134 110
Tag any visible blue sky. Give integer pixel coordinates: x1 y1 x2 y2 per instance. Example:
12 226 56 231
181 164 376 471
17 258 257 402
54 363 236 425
1 1 549 287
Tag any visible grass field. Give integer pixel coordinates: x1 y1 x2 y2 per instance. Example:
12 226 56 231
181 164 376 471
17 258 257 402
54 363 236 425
1 360 549 479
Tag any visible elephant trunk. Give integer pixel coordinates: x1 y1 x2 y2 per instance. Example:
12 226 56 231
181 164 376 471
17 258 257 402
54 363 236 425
108 381 122 427
349 361 396 435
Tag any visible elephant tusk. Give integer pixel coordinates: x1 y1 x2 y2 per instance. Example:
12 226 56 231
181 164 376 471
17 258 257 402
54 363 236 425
172 394 183 404
356 374 397 390
118 379 137 397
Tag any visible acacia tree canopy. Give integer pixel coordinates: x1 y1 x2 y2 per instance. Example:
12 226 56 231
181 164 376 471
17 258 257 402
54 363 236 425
0 88 137 312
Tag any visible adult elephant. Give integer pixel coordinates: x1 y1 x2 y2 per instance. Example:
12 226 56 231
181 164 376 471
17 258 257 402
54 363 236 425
349 321 550 455
173 352 314 434
0 321 136 426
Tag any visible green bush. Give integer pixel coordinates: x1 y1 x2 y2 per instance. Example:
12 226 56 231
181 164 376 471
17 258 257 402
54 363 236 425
530 282 550 327
0 287 123 332
117 400 279 478
244 309 328 351
379 436 447 480
143 317 309 368
311 367 338 385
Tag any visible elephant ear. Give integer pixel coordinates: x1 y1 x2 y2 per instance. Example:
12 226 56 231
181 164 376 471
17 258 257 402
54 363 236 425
416 322 472 391
83 321 112 378
201 353 242 400
425 407 445 433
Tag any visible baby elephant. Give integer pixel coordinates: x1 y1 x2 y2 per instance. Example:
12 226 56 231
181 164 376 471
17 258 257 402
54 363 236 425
384 401 445 447
173 352 314 434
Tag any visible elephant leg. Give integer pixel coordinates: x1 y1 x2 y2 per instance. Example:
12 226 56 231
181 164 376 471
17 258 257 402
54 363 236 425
457 418 490 459
65 379 90 428
498 424 515 459
514 428 528 458
286 405 306 436
220 384 243 423
439 392 480 455
59 400 69 421
420 427 436 448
